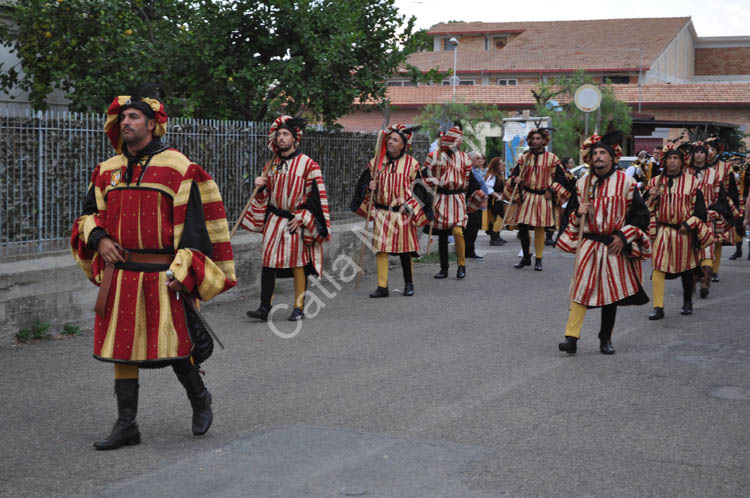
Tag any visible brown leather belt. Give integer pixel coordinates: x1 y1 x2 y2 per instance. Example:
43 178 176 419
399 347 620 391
95 251 174 317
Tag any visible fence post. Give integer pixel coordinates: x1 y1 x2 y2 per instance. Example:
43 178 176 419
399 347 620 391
37 111 44 251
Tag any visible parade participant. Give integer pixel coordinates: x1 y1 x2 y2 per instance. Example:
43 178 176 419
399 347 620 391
241 116 331 321
644 145 663 182
464 151 491 259
728 155 749 260
71 85 237 450
423 124 472 279
503 128 568 271
626 150 648 189
706 139 741 280
484 157 507 246
350 124 432 297
556 131 650 355
686 142 730 297
645 147 712 320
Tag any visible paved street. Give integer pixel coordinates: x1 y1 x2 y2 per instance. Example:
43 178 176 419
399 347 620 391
2 233 750 498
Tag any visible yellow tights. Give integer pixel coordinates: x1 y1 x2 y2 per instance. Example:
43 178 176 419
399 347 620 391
453 226 466 266
652 269 666 308
293 266 306 310
564 301 587 338
712 243 722 274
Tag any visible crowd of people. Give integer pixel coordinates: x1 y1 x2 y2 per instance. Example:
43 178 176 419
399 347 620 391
69 85 749 450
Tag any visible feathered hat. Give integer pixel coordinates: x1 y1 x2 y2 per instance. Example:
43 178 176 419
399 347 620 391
103 83 168 153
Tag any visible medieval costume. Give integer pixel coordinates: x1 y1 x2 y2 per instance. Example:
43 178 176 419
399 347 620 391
241 116 331 321
706 139 741 280
464 154 491 259
503 128 568 271
729 159 750 260
686 142 732 297
350 124 432 297
483 158 507 246
644 148 712 320
423 125 472 279
556 131 651 355
71 87 237 449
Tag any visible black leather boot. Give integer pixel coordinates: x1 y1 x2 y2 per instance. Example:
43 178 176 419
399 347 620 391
403 282 414 296
680 299 693 315
534 258 543 271
648 307 665 320
369 286 389 298
456 265 466 279
93 379 140 450
176 366 213 436
728 242 742 260
246 306 269 321
558 336 577 355
514 256 531 269
598 331 615 355
288 307 305 320
434 269 448 279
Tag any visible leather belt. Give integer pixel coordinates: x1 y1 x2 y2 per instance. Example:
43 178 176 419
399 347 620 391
658 222 683 230
374 202 403 212
95 251 174 317
583 233 614 244
524 187 547 195
437 187 466 195
268 204 294 220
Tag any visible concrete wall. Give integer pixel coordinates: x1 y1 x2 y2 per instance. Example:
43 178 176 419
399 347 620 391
0 219 372 344
645 23 695 84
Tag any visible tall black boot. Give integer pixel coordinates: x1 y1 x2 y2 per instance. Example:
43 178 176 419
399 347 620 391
93 378 140 450
175 364 213 436
681 271 694 315
598 304 617 355
515 225 531 268
728 242 742 260
400 254 414 296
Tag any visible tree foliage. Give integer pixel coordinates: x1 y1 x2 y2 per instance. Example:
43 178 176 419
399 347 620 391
532 71 632 159
415 101 506 152
0 0 422 123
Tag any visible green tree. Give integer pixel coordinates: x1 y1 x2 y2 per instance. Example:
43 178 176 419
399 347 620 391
0 0 422 123
532 71 632 159
415 101 506 152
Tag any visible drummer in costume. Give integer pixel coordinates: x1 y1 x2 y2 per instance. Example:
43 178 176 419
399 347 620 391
71 85 237 449
351 124 432 297
645 147 713 320
556 131 651 355
504 128 569 271
242 116 331 321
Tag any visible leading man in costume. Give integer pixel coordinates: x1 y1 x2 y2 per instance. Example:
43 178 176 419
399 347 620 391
241 116 331 321
504 128 568 271
71 86 237 450
645 147 712 320
350 124 432 297
556 132 651 355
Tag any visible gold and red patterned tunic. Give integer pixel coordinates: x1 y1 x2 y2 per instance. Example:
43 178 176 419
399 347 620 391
71 147 237 366
556 170 651 307
711 160 741 244
424 150 472 231
687 165 723 261
646 172 713 275
352 154 430 254
503 150 568 227
240 150 331 276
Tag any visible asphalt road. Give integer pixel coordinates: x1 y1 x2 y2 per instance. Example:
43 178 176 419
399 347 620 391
2 233 749 498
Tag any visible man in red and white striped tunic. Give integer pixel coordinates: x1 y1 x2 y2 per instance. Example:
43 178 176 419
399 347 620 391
240 116 331 322
706 138 741 281
351 124 432 297
504 128 568 271
645 147 712 320
423 125 472 279
556 131 651 355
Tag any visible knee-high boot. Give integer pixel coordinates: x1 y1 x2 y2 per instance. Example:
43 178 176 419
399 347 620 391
93 378 140 450
175 363 213 436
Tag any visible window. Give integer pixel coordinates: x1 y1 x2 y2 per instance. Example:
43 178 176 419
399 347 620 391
442 79 475 86
387 80 418 87
493 37 508 50
443 38 457 51
606 76 630 84
496 79 517 86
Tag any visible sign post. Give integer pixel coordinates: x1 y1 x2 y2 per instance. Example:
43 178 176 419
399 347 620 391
574 84 602 162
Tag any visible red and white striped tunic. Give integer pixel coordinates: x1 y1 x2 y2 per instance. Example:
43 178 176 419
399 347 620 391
711 160 740 245
557 171 651 307
688 165 721 261
355 154 429 254
424 150 471 230
240 152 330 275
647 172 713 275
503 151 565 227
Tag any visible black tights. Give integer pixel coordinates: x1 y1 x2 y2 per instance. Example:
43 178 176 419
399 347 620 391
172 358 194 376
681 271 694 302
518 224 531 258
438 233 450 271
399 253 413 284
600 303 617 340
260 266 276 310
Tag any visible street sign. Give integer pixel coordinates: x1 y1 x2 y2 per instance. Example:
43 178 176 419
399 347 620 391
574 84 602 113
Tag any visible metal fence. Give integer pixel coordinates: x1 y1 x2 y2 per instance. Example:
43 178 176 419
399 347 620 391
0 111 429 257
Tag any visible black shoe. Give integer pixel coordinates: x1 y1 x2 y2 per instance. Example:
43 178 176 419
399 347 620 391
728 243 742 260
288 307 305 320
403 282 414 296
434 269 448 279
498 236 507 244
456 265 466 279
369 286 389 298
175 367 213 436
466 253 484 259
545 237 554 246
534 258 543 271
94 379 140 450
648 307 665 320
489 239 505 246
711 274 719 282
514 256 531 269
599 341 615 355
246 306 269 321
680 301 693 315
699 286 709 298
558 336 577 355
